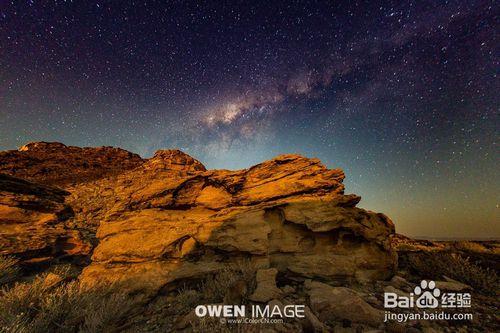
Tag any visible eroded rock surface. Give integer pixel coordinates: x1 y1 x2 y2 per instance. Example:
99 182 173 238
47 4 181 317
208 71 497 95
0 174 91 268
249 268 282 302
305 280 383 326
0 142 143 187
75 151 397 293
0 143 397 294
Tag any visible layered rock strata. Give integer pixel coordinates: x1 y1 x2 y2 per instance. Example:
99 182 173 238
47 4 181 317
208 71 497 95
0 174 90 267
0 142 143 187
76 151 397 293
0 143 397 293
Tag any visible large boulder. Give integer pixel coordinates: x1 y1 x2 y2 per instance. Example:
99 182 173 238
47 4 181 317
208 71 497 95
77 152 397 292
0 143 397 293
305 280 383 326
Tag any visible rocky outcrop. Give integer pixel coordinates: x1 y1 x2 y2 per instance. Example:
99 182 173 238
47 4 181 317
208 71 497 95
0 143 397 294
249 268 283 302
75 151 397 293
305 280 383 326
0 142 143 187
0 174 91 268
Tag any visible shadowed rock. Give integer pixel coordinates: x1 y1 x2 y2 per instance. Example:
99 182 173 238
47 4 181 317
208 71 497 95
0 142 144 187
0 142 397 294
305 280 383 326
0 174 91 267
75 152 397 292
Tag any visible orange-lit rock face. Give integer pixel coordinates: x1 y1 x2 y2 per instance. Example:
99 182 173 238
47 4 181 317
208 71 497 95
0 143 397 292
75 152 396 292
0 174 91 266
144 149 206 172
0 142 144 187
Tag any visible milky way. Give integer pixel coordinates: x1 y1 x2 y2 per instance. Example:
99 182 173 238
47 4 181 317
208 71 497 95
0 1 498 238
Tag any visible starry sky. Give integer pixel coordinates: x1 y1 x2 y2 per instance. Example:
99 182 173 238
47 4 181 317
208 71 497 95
0 1 498 238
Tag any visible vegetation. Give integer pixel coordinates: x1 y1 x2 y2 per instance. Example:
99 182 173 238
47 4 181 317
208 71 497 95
0 259 261 333
130 260 265 332
0 269 138 333
0 256 20 286
1 252 497 332
408 252 499 294
199 260 257 303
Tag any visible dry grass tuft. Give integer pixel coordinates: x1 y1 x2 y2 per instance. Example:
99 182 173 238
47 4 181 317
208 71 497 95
142 260 261 332
408 252 498 294
200 259 257 303
0 260 264 332
175 287 200 313
0 272 138 333
0 256 20 286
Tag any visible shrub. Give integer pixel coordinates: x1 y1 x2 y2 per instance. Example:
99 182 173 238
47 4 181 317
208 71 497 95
453 241 488 253
408 252 499 294
0 260 261 332
0 273 138 333
199 259 257 303
0 256 20 286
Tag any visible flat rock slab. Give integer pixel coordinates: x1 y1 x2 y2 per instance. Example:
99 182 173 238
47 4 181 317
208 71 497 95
305 280 383 326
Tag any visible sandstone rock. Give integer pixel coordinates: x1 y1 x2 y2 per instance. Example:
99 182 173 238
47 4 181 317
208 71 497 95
434 279 472 292
330 325 360 333
0 143 397 295
224 279 248 304
42 272 65 288
421 328 441 333
406 328 423 333
249 268 283 302
384 285 408 298
74 151 396 292
233 154 346 205
0 174 91 266
390 275 411 290
305 280 383 326
0 142 143 187
301 305 329 332
385 322 407 333
174 309 197 330
144 149 206 172
281 285 296 294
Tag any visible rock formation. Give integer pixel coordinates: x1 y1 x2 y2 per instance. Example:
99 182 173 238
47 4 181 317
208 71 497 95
0 143 397 294
0 174 91 269
0 142 143 187
305 280 383 325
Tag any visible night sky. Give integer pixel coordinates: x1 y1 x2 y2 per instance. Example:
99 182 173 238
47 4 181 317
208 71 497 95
0 1 498 238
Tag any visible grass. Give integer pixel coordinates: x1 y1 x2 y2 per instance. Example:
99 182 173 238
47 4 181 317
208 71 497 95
408 252 499 294
0 272 138 333
199 260 257 304
140 260 262 332
0 258 263 332
0 256 20 286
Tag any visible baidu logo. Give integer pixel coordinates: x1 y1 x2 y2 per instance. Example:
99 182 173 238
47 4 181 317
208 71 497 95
384 279 441 309
414 280 440 308
384 279 473 323
384 279 471 309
